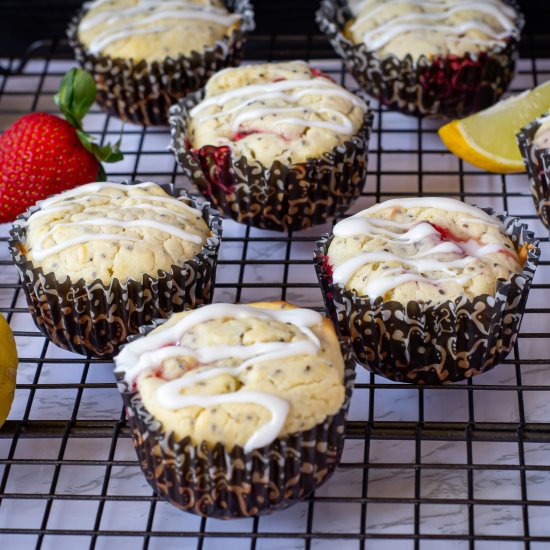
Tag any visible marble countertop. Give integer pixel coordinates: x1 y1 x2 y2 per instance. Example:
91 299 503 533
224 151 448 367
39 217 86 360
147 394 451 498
0 58 549 550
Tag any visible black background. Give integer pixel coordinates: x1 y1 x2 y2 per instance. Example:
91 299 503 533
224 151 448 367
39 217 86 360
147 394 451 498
0 0 548 59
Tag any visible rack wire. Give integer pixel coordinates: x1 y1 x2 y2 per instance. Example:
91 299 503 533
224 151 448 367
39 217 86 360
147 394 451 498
0 34 549 550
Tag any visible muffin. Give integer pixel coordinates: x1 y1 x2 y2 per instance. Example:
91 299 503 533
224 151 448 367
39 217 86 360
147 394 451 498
9 181 222 358
317 0 523 118
314 197 540 384
517 112 550 230
67 0 255 125
114 301 356 518
169 60 373 231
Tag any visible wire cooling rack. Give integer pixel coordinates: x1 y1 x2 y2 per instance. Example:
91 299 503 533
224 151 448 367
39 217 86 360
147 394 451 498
0 36 550 550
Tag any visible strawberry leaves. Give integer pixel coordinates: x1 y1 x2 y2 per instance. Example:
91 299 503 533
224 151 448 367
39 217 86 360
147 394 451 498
75 130 122 163
54 68 96 128
54 68 123 178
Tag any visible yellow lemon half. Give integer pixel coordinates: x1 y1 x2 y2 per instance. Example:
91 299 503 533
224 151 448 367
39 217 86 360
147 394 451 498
439 80 550 173
0 313 17 428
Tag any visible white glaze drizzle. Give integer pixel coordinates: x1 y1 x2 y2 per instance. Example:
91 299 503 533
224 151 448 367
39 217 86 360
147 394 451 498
365 21 510 51
365 270 474 299
114 303 325 452
192 78 367 115
351 0 517 50
194 87 367 126
116 303 323 381
80 1 229 32
81 0 241 54
117 203 200 221
333 251 474 285
334 217 439 242
27 182 205 260
38 181 154 208
191 75 366 138
26 198 201 227
229 106 354 134
33 234 141 261
353 197 498 220
330 198 516 298
159 391 290 452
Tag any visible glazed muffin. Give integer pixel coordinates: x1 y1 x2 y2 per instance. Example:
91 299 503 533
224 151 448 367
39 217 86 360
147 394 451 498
9 181 222 357
189 60 366 165
317 0 523 117
328 197 521 303
115 301 355 517
77 0 241 62
517 113 550 230
23 181 211 284
170 60 373 231
346 0 518 59
533 117 550 149
314 197 539 383
68 0 255 125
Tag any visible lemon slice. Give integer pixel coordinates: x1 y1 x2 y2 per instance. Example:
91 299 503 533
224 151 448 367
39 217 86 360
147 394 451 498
0 313 17 428
439 80 550 173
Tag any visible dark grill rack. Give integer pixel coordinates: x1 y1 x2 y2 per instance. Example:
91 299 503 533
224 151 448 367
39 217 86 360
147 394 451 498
0 31 549 550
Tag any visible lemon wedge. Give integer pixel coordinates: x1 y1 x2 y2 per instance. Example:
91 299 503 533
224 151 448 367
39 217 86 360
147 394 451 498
0 313 17 428
439 80 550 173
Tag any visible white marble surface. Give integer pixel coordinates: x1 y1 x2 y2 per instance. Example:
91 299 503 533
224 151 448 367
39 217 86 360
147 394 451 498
0 58 549 549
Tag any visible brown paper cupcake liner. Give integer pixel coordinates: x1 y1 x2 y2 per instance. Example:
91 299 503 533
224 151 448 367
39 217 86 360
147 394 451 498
116 320 356 519
66 0 255 126
517 117 550 230
316 0 523 118
8 182 222 358
314 211 540 384
169 87 373 232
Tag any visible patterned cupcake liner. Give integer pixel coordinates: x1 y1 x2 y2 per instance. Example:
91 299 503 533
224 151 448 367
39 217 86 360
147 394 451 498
8 182 222 359
168 87 373 232
116 320 357 519
316 0 524 118
517 117 550 231
314 211 540 384
66 0 255 126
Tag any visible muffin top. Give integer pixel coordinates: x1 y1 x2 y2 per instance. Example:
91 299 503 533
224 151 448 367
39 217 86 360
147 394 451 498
115 301 346 451
22 181 211 284
533 115 550 150
188 60 367 165
346 0 518 59
327 197 521 304
77 0 241 62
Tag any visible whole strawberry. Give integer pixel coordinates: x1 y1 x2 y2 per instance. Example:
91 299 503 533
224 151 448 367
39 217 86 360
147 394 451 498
0 68 122 223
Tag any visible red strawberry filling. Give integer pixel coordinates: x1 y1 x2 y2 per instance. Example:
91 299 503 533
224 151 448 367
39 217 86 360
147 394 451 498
310 68 335 82
319 253 333 277
189 144 234 194
428 222 518 263
233 130 254 141
429 222 468 243
232 128 290 142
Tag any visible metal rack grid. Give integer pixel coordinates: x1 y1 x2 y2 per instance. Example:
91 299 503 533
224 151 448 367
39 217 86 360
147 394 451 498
0 36 549 550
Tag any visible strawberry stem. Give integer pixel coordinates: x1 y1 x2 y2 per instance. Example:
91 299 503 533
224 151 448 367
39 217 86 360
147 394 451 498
54 68 123 168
